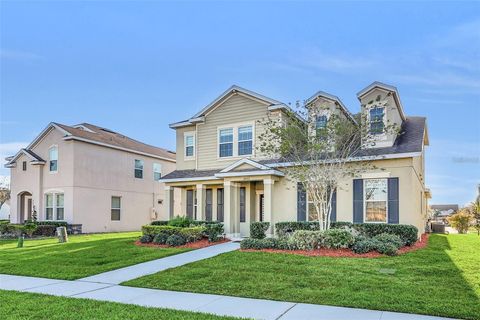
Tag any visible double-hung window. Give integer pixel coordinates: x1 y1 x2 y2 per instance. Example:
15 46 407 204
153 163 162 181
219 128 234 157
185 134 195 158
315 115 327 137
49 146 58 172
134 159 144 179
364 179 388 222
111 196 121 221
369 107 385 135
238 125 253 155
45 192 64 220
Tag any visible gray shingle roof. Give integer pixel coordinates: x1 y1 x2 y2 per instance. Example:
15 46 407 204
162 169 220 180
23 149 45 162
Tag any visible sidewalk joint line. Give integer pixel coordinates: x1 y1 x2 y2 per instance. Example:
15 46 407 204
69 283 116 297
275 302 298 320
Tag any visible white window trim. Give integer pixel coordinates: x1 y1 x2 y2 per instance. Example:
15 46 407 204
134 159 144 179
366 105 388 141
184 131 196 160
217 121 255 160
238 125 254 156
153 163 162 181
111 196 121 221
48 144 58 174
363 178 388 223
44 191 64 221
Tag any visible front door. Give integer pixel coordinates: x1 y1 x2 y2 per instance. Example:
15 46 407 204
216 189 224 222
26 198 33 221
186 190 194 219
239 187 248 237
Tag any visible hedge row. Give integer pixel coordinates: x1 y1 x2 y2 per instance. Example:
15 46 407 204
142 222 224 243
274 221 418 246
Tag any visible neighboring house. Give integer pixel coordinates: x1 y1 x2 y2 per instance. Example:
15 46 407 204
5 123 177 233
430 204 459 223
162 82 430 237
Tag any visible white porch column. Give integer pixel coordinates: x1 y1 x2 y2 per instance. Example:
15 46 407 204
223 181 239 237
263 178 275 236
196 184 205 221
164 186 173 219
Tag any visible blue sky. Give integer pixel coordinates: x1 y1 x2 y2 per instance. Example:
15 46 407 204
1 1 479 206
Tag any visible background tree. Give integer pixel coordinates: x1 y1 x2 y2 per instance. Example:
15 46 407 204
447 211 472 234
258 98 399 230
0 188 10 212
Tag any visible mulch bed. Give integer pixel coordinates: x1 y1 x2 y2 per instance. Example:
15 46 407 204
241 233 429 258
135 237 229 249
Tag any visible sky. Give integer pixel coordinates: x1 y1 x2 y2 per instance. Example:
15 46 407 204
0 1 479 206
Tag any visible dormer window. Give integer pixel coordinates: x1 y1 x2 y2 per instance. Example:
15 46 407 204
315 115 327 137
369 107 385 135
49 146 58 172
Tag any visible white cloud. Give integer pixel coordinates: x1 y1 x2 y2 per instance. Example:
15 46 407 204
0 141 28 164
0 49 43 61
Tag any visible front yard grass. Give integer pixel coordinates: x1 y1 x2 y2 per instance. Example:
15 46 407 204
124 234 480 320
0 290 243 320
0 232 190 280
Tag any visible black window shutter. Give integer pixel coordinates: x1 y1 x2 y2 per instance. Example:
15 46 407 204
353 179 363 223
330 189 337 222
297 182 306 221
388 178 399 224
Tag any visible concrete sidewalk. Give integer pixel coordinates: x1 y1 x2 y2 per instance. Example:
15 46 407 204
0 274 456 320
80 241 240 284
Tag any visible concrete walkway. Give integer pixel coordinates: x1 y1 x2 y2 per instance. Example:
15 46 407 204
0 274 455 320
80 241 240 284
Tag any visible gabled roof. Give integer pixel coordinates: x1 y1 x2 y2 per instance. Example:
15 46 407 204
5 122 176 168
357 81 406 121
169 85 296 128
5 149 45 168
306 91 357 125
219 158 271 173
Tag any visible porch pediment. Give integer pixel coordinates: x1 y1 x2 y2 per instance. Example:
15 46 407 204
220 158 270 173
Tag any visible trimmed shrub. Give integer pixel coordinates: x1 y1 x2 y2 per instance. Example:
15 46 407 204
35 221 68 227
205 223 224 242
151 220 169 226
23 223 38 237
32 225 57 237
240 238 289 250
330 221 353 229
168 216 192 228
355 223 418 246
142 225 181 237
352 238 378 254
373 233 404 249
139 235 153 243
322 229 355 249
275 222 319 238
375 242 398 256
291 230 323 250
250 222 270 239
166 234 186 247
153 232 169 245
179 227 205 243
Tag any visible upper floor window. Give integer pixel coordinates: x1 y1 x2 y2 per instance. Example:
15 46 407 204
153 163 162 181
219 128 234 157
111 196 121 221
185 134 195 158
22 161 27 171
134 159 144 179
369 107 385 135
364 179 387 223
45 192 64 220
315 115 328 138
238 126 253 155
49 146 58 172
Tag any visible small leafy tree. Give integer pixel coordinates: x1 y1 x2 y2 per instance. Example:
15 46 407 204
258 97 399 230
447 211 472 234
464 198 480 235
0 187 10 211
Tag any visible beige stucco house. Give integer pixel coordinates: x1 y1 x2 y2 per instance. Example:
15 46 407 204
162 82 431 237
5 123 177 233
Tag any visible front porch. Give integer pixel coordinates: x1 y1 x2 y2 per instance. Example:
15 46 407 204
164 176 279 238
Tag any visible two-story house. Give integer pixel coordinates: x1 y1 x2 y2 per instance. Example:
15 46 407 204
162 82 430 238
5 123 177 233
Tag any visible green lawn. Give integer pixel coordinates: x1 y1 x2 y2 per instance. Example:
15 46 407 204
0 232 190 280
124 234 480 320
0 290 243 320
